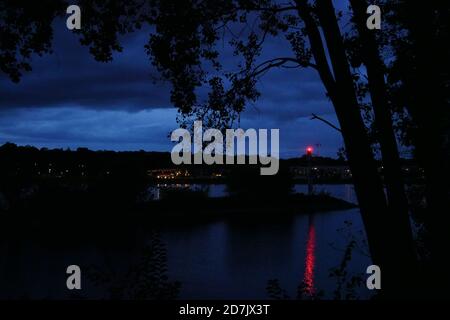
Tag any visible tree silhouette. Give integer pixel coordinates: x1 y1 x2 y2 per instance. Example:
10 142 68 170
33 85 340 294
1 0 449 298
383 0 450 295
0 0 66 82
139 0 417 296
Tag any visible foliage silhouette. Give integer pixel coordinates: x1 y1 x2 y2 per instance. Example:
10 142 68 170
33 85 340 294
87 231 181 300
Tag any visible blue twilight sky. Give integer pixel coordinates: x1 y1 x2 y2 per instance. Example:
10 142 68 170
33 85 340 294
0 6 353 158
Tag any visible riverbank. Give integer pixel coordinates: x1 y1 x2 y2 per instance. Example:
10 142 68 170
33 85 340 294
0 191 357 237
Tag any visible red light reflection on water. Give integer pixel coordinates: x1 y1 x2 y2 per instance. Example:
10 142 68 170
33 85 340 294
303 216 316 296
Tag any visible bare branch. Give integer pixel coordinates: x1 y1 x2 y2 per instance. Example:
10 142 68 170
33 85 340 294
311 113 342 132
250 57 315 78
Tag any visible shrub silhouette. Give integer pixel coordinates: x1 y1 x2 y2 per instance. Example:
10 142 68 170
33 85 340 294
87 232 181 300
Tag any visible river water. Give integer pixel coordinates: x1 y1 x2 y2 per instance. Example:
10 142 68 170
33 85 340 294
0 184 373 299
161 184 372 299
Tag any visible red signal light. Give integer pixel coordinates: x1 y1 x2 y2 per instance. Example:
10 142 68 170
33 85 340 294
306 146 314 156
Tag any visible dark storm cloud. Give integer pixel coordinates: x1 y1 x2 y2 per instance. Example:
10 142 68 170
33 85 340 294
0 106 343 157
0 107 179 151
0 24 172 111
0 16 342 156
249 68 333 122
0 18 331 121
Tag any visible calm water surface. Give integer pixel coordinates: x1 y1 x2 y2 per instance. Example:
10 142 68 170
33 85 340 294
0 184 372 299
162 184 372 299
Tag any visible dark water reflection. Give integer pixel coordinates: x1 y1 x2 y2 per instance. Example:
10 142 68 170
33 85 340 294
0 184 372 299
161 184 372 299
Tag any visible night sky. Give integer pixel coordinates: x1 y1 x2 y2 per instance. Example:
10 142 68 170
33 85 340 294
0 14 346 158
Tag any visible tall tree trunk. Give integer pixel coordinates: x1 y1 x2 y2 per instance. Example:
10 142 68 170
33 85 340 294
348 0 417 280
295 0 416 297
